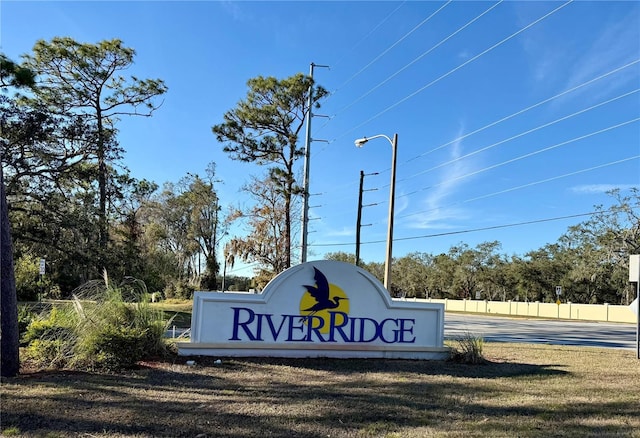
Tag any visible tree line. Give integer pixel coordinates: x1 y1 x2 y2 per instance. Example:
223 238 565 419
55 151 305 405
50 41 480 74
327 189 639 306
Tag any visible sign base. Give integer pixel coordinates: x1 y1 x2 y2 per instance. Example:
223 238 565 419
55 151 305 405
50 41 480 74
178 342 451 360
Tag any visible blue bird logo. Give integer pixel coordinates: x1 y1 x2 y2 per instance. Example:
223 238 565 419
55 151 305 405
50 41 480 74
299 267 348 324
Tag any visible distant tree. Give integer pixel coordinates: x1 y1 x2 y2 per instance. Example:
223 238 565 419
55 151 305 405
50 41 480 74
364 261 385 287
1 53 35 377
559 188 639 304
23 37 167 254
110 175 159 282
394 252 433 298
324 251 357 264
212 73 327 271
478 254 518 301
146 165 226 291
519 244 568 302
183 166 227 290
226 176 291 278
427 253 455 298
218 275 251 292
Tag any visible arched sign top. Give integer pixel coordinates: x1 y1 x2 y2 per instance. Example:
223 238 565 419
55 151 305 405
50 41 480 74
260 260 392 308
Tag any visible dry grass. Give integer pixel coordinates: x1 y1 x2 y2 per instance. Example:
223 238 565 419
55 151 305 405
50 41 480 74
2 343 640 438
150 300 193 313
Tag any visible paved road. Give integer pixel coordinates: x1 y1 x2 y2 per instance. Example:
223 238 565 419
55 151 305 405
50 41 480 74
444 312 638 350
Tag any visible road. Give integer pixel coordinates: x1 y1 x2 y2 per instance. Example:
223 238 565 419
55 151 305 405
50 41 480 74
444 312 638 350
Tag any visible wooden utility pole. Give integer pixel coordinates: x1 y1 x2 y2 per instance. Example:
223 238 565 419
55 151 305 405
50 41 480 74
355 171 378 267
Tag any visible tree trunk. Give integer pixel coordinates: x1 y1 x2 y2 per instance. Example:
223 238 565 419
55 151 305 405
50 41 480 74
97 108 107 254
1 166 20 377
284 193 291 270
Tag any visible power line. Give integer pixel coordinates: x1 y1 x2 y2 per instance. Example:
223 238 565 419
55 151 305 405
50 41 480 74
317 10 638 165
334 0 574 142
398 117 640 196
313 112 638 221
399 88 640 183
396 155 640 221
436 118 639 186
330 0 503 119
394 210 633 244
331 0 452 95
348 115 638 206
401 58 640 167
360 155 639 227
225 261 261 275
309 206 631 248
330 1 408 72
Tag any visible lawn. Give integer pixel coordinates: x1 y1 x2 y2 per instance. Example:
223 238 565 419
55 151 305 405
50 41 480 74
2 343 639 437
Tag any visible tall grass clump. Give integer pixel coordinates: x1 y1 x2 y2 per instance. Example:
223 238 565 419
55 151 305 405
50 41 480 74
22 272 172 371
449 332 485 364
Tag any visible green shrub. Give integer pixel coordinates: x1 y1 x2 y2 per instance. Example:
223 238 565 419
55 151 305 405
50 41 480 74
20 274 172 371
76 325 147 370
17 305 36 342
21 306 78 368
14 254 56 300
14 254 41 301
1 426 21 436
23 339 72 369
21 306 76 345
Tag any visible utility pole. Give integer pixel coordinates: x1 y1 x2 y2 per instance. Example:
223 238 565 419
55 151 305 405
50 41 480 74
356 171 364 267
354 133 398 290
300 62 328 264
384 133 398 290
355 171 378 267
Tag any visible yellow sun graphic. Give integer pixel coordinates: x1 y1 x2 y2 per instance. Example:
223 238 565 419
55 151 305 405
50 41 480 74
299 283 349 334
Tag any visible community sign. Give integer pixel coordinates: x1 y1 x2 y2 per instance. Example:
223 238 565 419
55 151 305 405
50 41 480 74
178 260 449 360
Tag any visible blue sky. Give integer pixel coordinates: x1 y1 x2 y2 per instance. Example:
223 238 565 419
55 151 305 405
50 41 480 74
2 1 639 277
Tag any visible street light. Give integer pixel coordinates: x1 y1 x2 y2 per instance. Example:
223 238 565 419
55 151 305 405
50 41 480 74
354 133 398 292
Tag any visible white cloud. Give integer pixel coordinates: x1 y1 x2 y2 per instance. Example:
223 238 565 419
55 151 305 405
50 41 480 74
406 130 476 230
562 11 640 99
518 3 639 101
324 226 354 238
457 50 470 60
570 184 638 194
220 1 249 22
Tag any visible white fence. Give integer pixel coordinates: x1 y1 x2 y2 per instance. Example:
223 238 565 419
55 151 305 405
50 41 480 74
408 298 636 323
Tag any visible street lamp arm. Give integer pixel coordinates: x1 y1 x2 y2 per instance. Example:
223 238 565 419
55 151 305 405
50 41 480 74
354 134 393 147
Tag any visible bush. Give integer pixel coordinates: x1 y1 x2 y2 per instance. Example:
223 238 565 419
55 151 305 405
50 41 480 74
77 326 148 370
163 279 195 300
21 306 76 345
17 305 36 342
14 254 56 300
14 254 41 301
21 273 172 371
21 305 78 368
23 339 72 369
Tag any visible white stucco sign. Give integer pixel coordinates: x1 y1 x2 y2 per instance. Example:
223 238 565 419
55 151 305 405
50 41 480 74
178 260 448 360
